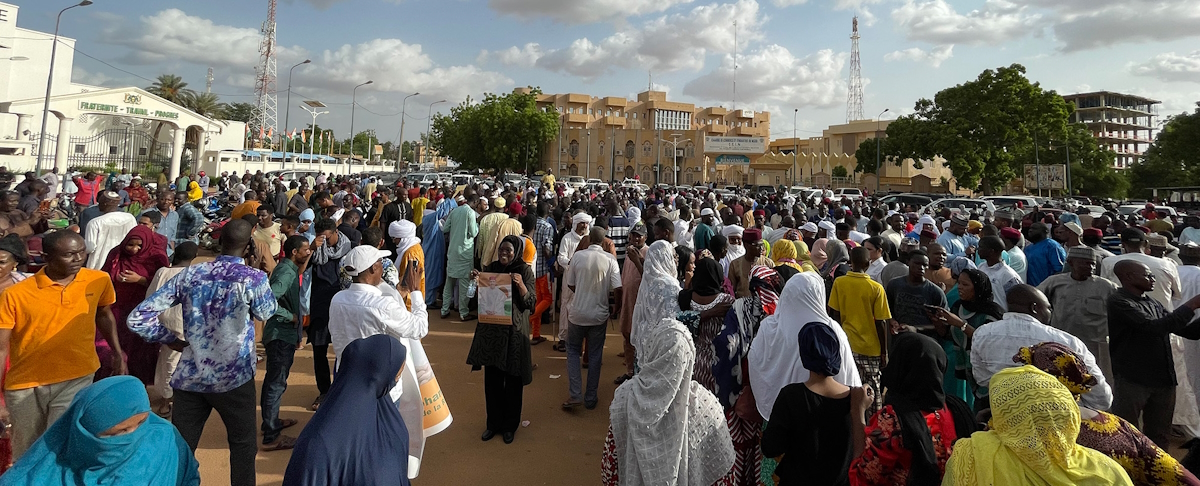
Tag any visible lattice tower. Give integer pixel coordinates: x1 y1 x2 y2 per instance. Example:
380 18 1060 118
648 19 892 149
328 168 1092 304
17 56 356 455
846 16 865 122
250 0 278 148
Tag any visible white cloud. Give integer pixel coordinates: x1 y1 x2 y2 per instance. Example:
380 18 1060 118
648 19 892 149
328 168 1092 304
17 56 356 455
71 66 119 88
1129 51 1200 83
303 39 511 101
883 45 954 67
506 0 765 80
486 43 545 68
771 0 807 6
1049 1 1200 52
682 45 848 110
279 0 352 9
891 0 1042 45
100 9 308 69
488 0 695 24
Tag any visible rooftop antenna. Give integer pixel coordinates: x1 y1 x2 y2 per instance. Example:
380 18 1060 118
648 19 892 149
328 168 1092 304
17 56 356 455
251 0 279 148
846 16 865 122
733 20 738 111
648 71 652 92
205 67 213 94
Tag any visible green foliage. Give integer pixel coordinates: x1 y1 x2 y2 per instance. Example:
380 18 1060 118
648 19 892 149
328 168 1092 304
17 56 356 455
877 64 1087 194
146 74 194 103
831 165 848 178
222 102 256 123
853 138 883 174
1053 124 1128 199
429 88 561 173
1128 104 1200 199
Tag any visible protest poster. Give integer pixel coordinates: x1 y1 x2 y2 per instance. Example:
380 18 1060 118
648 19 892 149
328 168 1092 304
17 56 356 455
477 272 513 325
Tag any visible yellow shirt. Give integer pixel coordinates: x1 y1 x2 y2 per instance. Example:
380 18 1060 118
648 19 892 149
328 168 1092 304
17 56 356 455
828 272 891 356
0 269 117 389
542 174 556 187
253 221 284 256
412 197 430 226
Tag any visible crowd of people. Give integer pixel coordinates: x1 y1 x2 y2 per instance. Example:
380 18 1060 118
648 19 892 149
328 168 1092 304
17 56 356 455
5 164 1200 485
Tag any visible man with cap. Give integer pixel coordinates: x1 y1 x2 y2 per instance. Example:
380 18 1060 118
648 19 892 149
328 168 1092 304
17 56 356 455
817 220 836 241
443 191 484 322
1102 227 1181 310
555 211 593 351
800 221 819 248
83 190 138 270
1022 222 1066 287
729 227 774 299
1147 233 1183 265
1093 214 1125 255
328 245 428 364
614 221 647 384
1082 227 1115 262
1054 221 1084 250
936 213 975 259
694 207 716 251
1037 246 1120 380
390 219 425 307
999 227 1028 282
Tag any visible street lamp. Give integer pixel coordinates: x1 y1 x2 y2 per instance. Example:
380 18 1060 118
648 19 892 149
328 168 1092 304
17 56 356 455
395 92 419 172
301 100 328 171
423 99 447 166
659 134 690 186
875 108 889 194
282 59 311 170
37 0 93 175
350 80 373 173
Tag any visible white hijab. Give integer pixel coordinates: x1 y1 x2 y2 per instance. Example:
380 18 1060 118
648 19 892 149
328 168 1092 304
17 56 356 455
748 272 861 420
918 214 940 237
610 318 735 486
631 241 683 351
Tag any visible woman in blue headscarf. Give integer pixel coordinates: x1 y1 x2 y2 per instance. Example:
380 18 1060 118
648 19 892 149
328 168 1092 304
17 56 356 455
422 194 456 307
298 207 316 317
283 335 410 486
1 376 199 486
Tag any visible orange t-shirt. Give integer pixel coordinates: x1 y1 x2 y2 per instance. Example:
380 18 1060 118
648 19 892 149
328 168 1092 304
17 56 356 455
522 235 537 267
231 200 262 221
0 268 116 390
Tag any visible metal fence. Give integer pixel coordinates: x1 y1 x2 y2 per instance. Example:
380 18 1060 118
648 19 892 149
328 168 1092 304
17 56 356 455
30 129 174 174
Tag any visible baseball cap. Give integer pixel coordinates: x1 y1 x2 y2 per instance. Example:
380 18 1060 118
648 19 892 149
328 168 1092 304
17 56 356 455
630 221 647 235
1120 227 1145 244
341 245 392 277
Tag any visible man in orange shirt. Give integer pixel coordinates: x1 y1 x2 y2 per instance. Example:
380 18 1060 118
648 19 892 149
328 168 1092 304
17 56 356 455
230 190 263 221
0 231 124 459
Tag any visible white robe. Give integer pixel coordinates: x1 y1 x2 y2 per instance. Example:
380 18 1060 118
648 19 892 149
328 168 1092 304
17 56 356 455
84 211 137 270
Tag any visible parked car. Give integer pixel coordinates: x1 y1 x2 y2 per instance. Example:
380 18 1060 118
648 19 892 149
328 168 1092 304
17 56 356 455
982 195 1039 209
565 176 587 189
879 193 934 209
756 185 777 195
918 198 996 215
832 188 863 201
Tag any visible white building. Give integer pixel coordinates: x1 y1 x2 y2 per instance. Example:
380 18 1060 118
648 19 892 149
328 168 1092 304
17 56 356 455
0 2 244 181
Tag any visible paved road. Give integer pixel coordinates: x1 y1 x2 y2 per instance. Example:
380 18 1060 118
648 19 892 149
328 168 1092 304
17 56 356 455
193 315 624 485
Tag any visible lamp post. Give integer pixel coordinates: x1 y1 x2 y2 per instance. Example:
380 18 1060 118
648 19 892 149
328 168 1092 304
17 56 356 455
660 134 690 186
423 99 446 166
283 59 311 171
792 108 797 186
349 80 373 173
37 0 93 175
875 108 889 194
395 92 419 172
301 100 328 170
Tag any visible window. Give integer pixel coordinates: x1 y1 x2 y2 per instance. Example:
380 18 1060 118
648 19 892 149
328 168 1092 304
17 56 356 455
139 148 148 156
74 144 85 154
108 146 118 155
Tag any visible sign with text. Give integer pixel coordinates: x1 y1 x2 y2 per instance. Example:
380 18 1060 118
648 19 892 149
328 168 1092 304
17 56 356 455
704 136 766 154
1023 164 1067 190
477 272 513 325
715 154 751 165
79 100 180 120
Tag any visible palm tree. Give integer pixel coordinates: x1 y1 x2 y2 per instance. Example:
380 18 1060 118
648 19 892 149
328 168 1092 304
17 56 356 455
145 74 196 162
179 92 225 155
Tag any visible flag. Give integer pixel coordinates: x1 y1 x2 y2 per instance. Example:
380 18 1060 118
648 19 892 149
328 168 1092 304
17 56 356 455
245 125 251 139
267 128 273 141
301 130 306 144
259 126 264 140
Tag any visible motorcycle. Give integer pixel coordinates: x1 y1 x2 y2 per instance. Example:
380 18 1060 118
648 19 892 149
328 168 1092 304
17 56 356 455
198 217 230 251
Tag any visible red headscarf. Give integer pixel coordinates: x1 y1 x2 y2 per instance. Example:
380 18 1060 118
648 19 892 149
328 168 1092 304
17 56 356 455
102 225 169 292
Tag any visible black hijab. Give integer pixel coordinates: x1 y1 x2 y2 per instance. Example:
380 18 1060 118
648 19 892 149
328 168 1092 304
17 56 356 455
881 331 974 486
486 235 528 274
950 268 1004 320
678 257 724 310
283 335 410 486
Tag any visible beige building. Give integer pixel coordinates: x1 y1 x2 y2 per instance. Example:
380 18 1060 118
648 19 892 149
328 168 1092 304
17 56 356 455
523 88 769 185
1062 91 1159 170
758 119 961 193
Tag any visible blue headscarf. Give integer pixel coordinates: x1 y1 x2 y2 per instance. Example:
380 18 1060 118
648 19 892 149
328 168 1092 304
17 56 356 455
797 321 841 376
2 376 199 486
299 208 316 243
283 335 410 486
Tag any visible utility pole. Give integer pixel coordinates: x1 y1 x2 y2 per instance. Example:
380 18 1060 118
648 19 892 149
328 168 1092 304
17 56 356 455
875 108 888 194
792 108 798 187
660 133 690 186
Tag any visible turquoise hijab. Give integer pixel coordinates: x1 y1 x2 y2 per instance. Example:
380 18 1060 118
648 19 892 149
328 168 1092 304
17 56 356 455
1 376 199 486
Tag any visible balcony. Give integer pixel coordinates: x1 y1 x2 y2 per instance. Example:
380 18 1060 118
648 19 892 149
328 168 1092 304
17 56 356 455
566 94 590 104
602 115 626 127
732 126 759 136
704 124 728 134
564 113 590 125
602 97 627 107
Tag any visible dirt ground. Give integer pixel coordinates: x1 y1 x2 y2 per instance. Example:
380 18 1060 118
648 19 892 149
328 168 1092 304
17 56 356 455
193 314 624 486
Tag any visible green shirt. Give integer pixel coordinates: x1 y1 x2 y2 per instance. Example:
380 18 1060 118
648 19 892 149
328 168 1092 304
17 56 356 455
263 258 301 345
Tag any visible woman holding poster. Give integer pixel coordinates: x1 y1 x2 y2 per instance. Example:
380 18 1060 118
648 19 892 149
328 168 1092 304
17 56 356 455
467 235 536 444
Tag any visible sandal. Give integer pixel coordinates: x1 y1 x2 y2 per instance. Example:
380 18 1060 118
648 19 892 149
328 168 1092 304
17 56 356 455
261 435 298 451
613 373 633 385
531 337 548 345
280 418 299 430
310 394 326 411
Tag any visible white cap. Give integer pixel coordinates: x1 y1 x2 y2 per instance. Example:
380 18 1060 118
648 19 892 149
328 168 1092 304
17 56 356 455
700 208 715 216
800 222 818 233
341 245 392 277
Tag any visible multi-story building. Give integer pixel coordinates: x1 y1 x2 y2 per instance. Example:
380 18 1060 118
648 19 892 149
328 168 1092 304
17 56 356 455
1062 91 1159 169
524 88 769 185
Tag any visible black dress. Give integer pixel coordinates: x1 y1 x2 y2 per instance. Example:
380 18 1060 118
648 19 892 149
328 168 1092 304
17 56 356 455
761 383 853 486
465 247 535 434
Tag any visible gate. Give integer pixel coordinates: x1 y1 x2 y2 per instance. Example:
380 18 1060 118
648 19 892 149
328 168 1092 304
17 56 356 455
31 129 173 174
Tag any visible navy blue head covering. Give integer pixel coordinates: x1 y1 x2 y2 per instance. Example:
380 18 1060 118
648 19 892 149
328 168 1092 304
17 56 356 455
284 335 410 486
797 322 841 376
4 376 200 485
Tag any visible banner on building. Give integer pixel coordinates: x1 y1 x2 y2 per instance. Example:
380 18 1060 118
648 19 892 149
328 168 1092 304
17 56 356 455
714 154 751 165
704 136 766 154
1023 164 1067 190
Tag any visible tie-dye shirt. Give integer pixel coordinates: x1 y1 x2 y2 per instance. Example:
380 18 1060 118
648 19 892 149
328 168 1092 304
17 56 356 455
128 255 276 393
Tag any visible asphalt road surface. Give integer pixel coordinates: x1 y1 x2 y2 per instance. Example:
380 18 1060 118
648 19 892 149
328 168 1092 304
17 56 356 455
193 314 624 485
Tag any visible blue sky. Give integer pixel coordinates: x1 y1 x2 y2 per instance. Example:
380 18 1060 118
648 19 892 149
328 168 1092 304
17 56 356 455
17 0 1200 145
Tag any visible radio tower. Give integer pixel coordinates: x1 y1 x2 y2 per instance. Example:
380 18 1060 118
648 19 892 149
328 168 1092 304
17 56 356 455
251 0 278 149
205 67 213 94
845 16 864 122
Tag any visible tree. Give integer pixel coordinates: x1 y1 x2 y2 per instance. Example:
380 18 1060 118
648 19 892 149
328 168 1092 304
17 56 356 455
874 64 1075 194
1128 104 1200 198
1042 124 1129 199
222 102 256 123
429 88 561 173
146 74 197 161
831 165 848 178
